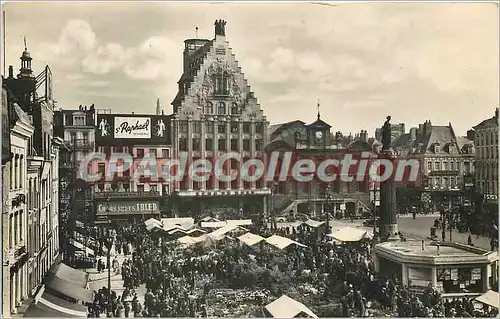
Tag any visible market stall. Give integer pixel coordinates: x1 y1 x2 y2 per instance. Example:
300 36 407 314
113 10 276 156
328 226 373 242
264 295 318 318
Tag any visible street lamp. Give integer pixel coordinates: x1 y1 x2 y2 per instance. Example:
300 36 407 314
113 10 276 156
104 198 113 314
324 185 331 233
269 182 279 231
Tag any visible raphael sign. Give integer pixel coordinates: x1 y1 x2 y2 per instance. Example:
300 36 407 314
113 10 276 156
114 117 151 139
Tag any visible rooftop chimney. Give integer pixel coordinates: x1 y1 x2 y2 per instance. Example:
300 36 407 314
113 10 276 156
495 108 499 119
410 127 417 141
8 65 13 78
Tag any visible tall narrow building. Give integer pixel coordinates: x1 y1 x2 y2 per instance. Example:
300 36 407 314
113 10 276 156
170 20 270 218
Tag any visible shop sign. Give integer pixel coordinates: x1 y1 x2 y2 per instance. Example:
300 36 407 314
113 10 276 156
97 201 159 214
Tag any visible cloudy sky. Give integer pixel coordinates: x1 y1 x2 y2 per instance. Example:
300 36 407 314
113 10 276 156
3 2 498 136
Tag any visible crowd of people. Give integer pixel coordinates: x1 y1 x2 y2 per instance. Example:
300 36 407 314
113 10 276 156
84 219 498 318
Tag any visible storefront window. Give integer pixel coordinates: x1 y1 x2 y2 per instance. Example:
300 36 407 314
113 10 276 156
436 267 483 294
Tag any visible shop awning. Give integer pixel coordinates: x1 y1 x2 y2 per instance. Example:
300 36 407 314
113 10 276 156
328 226 373 242
265 295 317 318
49 263 89 287
238 232 265 246
69 238 95 256
25 291 87 317
144 218 162 231
45 275 93 303
475 290 499 309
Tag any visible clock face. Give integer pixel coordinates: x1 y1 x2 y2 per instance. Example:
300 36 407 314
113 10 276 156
315 131 323 139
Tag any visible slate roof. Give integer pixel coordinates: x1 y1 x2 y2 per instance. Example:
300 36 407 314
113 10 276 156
473 116 498 130
393 124 463 156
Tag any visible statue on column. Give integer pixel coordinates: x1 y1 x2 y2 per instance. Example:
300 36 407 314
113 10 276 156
381 116 392 151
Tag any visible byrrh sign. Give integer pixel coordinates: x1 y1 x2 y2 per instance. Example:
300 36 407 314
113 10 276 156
114 117 151 139
97 202 159 214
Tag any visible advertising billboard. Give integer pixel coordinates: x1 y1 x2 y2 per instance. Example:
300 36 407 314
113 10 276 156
95 114 171 145
114 117 151 139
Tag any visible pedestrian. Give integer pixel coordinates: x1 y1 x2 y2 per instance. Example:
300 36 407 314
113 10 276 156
441 229 446 242
467 235 472 246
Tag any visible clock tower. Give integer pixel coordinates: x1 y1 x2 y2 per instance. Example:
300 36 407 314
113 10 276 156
306 101 331 149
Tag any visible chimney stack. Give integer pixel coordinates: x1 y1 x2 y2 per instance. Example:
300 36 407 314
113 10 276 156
8 65 13 78
495 108 499 119
410 127 417 141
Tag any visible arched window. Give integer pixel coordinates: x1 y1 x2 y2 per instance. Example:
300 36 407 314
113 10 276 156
231 103 239 115
204 102 213 114
214 72 229 96
217 102 226 115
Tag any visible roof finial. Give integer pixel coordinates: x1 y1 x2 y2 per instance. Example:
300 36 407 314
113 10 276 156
23 35 27 50
156 98 161 115
195 26 198 39
317 99 321 120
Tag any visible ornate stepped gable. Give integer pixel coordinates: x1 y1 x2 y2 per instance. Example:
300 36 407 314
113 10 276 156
172 22 265 122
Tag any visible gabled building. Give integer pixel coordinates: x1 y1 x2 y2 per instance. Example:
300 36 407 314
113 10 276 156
392 120 475 209
169 20 270 218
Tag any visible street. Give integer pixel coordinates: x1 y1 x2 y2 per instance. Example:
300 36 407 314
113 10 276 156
329 215 492 250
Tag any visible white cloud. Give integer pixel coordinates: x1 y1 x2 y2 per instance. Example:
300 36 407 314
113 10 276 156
66 74 84 80
82 43 126 74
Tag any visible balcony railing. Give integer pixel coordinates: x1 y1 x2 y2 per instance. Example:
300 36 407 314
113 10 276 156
94 191 160 198
429 170 460 176
14 245 27 258
65 139 95 151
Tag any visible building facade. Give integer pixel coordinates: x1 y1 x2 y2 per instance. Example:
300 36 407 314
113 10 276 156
170 20 270 218
2 45 61 316
265 114 374 219
393 121 475 209
54 104 96 265
93 108 172 225
473 109 499 202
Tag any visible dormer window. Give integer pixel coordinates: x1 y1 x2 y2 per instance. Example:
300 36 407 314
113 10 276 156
434 144 439 153
447 143 455 153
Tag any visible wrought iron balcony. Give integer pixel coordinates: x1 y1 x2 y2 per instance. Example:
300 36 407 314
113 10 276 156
65 139 95 151
94 191 160 198
14 245 27 258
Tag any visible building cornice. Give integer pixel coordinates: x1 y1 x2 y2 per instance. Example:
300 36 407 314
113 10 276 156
11 119 34 139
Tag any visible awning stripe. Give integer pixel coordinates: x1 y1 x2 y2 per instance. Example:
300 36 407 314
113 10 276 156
39 296 87 317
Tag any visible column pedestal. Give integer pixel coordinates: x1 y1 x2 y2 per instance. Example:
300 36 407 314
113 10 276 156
378 150 400 242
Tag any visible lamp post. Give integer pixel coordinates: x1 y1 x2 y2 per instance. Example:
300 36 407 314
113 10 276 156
271 182 278 231
324 185 331 233
104 198 113 314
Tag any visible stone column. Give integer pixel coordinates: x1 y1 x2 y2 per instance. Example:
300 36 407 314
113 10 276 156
225 120 231 190
200 121 206 190
213 120 219 190
401 264 409 286
238 120 244 190
431 267 437 288
250 121 256 190
187 119 193 190
378 150 399 241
